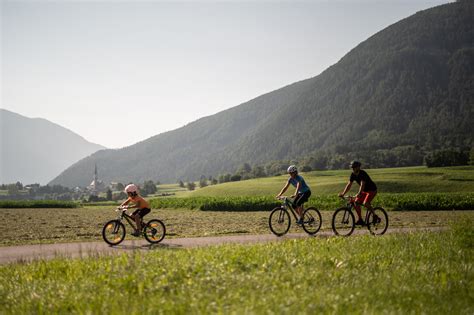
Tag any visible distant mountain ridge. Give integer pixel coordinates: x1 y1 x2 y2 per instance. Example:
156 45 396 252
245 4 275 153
0 109 105 184
51 1 473 187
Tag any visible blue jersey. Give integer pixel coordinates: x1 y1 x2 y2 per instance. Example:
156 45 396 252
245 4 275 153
288 175 310 194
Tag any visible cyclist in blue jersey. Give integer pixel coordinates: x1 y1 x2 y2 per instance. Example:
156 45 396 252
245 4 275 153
276 165 312 225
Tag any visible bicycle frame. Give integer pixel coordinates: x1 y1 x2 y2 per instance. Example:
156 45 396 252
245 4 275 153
341 196 372 223
279 197 304 220
116 208 141 230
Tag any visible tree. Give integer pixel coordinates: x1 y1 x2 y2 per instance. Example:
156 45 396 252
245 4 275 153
116 183 125 191
178 180 185 188
424 149 469 167
252 166 266 178
142 180 157 195
7 184 19 196
300 165 312 172
186 182 196 191
199 178 208 188
238 163 252 176
106 189 113 201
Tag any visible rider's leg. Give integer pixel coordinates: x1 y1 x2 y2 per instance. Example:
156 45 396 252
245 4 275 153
353 201 363 221
363 191 378 221
296 206 303 217
134 214 143 232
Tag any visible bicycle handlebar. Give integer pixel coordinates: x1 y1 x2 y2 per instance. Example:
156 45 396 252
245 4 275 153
115 206 128 212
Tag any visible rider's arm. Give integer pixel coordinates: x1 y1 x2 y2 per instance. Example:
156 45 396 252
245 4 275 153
339 181 353 196
120 197 131 207
292 182 301 197
276 182 290 197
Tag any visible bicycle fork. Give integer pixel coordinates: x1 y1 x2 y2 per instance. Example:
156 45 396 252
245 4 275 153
278 208 287 223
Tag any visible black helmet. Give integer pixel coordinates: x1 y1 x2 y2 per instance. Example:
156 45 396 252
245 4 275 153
349 160 361 168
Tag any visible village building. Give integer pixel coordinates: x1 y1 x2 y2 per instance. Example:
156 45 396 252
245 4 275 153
87 164 105 195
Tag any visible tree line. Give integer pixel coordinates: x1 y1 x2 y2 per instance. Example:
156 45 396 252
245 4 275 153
181 146 473 189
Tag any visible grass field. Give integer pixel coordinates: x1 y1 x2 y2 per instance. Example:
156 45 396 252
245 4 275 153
1 221 472 314
188 166 474 197
149 193 474 211
1 206 473 246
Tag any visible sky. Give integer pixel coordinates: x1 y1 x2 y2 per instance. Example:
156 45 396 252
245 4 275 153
1 0 452 149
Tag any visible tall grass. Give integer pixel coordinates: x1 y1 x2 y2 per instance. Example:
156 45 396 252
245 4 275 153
0 224 472 314
150 192 474 211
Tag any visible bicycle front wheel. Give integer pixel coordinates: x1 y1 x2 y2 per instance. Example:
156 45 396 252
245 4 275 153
367 207 389 235
302 207 322 235
269 207 291 236
332 207 355 236
102 220 126 246
144 219 166 243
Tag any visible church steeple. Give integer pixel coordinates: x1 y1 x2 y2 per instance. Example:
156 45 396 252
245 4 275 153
94 164 98 182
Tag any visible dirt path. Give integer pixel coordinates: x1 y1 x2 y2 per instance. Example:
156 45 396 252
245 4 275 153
0 227 445 264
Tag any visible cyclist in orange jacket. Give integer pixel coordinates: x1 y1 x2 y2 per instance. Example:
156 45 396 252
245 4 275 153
119 184 151 236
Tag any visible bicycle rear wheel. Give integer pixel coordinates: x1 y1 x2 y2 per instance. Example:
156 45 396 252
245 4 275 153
269 207 291 236
102 220 126 246
302 207 322 235
332 207 355 236
367 207 389 235
143 219 166 243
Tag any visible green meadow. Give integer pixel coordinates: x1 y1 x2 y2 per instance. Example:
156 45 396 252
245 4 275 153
148 166 474 211
189 166 474 197
1 221 472 314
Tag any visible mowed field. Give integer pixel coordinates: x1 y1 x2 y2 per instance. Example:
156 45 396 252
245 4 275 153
1 206 473 246
189 166 474 197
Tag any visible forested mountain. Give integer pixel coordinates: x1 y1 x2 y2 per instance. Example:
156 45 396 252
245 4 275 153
51 1 473 187
0 109 105 184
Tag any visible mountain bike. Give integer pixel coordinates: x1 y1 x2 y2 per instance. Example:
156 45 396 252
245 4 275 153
332 196 388 236
102 206 166 246
269 196 322 236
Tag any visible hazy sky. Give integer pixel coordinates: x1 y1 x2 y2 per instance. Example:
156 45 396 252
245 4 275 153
1 0 451 149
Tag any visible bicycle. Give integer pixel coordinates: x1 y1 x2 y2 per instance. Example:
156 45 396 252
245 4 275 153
269 196 322 236
331 196 388 236
102 206 166 246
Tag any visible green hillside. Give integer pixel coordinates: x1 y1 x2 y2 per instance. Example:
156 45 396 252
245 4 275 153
51 1 474 187
189 166 474 197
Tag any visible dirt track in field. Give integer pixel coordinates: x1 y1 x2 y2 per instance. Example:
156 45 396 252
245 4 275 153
0 227 446 264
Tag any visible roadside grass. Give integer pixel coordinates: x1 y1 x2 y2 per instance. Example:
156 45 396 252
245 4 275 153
1 206 473 246
190 165 474 196
0 221 472 314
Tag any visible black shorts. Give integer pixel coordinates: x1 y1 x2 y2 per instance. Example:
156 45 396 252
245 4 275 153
132 208 151 218
294 190 311 207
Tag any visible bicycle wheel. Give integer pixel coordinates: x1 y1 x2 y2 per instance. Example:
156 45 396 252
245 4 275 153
269 207 291 236
143 219 166 244
302 207 322 235
367 207 389 235
332 207 355 236
102 220 126 246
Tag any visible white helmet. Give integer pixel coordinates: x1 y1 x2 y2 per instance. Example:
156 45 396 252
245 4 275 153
124 184 138 193
287 165 297 173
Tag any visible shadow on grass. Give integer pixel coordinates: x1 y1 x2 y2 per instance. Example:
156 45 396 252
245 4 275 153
113 242 182 251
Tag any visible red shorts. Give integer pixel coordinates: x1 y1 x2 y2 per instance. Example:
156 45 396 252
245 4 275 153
355 191 377 205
